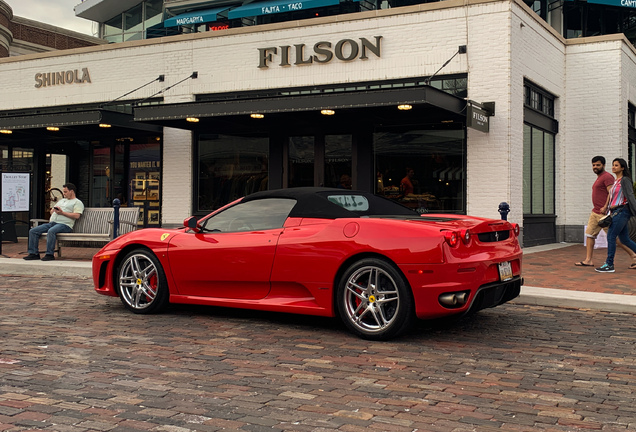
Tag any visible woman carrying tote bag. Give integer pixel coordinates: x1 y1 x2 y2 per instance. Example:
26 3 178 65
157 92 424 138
596 158 636 272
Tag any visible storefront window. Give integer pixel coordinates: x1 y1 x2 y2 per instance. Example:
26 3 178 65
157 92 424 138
105 34 124 44
374 129 465 213
288 136 314 188
91 145 110 207
90 144 126 208
629 104 636 176
102 1 162 42
145 0 163 27
104 15 123 36
123 33 142 41
129 141 162 226
325 135 352 189
11 148 34 171
629 140 635 182
2 147 33 233
197 134 268 212
125 4 143 32
523 124 555 215
114 144 125 205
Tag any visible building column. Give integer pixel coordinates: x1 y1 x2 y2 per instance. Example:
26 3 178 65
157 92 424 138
161 127 193 227
0 1 13 58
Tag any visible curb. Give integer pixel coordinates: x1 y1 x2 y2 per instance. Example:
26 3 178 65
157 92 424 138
514 286 636 314
0 258 92 279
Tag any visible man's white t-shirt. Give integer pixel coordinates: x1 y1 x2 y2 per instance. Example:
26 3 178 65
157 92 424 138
50 198 85 229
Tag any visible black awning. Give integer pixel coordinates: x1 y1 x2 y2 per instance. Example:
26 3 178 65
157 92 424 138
134 86 467 122
0 109 161 132
0 111 102 130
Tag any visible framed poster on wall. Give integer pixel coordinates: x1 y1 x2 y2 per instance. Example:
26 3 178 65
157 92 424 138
2 173 30 212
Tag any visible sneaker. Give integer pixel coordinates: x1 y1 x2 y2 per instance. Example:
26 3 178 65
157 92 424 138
40 254 55 261
595 263 615 273
23 254 40 260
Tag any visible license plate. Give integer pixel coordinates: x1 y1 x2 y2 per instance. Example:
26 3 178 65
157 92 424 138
498 261 513 281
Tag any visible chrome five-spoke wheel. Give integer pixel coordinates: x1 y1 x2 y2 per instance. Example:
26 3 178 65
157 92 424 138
337 258 414 340
117 249 169 314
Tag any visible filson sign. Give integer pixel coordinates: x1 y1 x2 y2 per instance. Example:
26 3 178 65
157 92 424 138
258 36 382 68
34 68 92 88
467 104 489 133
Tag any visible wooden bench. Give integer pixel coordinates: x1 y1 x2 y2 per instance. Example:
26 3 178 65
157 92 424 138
33 207 140 257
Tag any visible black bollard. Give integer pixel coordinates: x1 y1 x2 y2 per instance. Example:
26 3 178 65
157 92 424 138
113 198 121 239
498 202 510 221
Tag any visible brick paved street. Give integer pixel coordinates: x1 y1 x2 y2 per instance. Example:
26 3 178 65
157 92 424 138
1 275 635 432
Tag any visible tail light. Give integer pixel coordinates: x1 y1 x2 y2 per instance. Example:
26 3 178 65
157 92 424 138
511 223 520 237
444 231 459 247
460 229 471 244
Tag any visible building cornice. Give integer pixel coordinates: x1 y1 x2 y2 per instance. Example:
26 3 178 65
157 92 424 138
11 16 105 44
1 0 635 65
565 32 636 57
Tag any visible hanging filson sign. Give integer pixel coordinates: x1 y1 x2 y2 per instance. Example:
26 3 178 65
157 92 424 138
34 68 92 88
258 36 382 68
467 104 489 133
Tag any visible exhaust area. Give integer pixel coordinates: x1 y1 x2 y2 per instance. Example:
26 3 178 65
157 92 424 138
438 291 470 308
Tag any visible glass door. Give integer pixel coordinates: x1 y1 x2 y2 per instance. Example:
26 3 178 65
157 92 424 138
286 135 353 189
324 135 352 189
90 144 125 208
288 136 314 188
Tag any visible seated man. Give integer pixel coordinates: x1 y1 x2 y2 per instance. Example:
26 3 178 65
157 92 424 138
24 183 85 261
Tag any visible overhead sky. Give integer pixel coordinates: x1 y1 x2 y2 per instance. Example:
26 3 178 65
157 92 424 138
8 0 95 36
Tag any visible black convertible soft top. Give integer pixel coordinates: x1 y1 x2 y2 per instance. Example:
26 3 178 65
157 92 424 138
242 187 418 219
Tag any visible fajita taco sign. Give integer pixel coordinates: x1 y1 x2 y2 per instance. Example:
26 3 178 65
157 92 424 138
35 68 92 88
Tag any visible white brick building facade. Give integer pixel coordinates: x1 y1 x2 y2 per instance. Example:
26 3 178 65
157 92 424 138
1 0 635 244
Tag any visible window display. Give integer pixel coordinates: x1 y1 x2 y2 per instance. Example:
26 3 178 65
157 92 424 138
374 129 465 213
198 134 268 211
129 142 161 226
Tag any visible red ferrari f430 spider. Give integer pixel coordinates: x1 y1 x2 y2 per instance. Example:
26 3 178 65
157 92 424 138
93 187 522 340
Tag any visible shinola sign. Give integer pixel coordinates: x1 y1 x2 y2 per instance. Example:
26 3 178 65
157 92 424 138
35 68 92 88
257 36 382 68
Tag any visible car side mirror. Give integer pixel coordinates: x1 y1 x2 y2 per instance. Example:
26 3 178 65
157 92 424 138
183 216 201 233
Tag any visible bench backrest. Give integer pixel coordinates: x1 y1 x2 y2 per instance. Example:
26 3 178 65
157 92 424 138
117 207 141 235
73 207 140 236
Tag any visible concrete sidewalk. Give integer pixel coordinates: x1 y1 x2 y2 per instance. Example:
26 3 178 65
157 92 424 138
1 239 634 314
0 256 92 278
515 242 636 314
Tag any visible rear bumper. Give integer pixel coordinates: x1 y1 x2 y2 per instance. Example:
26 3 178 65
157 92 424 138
466 276 521 314
402 254 522 319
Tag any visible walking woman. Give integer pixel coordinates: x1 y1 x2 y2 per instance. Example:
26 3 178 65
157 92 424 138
596 158 636 272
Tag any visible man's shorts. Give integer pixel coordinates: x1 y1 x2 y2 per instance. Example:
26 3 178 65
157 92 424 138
585 212 609 239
